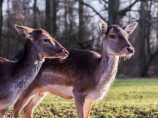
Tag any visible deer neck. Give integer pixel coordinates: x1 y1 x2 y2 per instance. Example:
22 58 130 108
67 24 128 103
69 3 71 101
97 45 119 91
14 39 44 91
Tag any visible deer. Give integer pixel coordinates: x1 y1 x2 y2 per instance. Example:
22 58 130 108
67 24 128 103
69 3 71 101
0 25 68 118
13 19 138 118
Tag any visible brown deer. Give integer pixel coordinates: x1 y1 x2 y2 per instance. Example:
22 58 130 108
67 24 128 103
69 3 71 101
13 19 138 118
0 25 68 118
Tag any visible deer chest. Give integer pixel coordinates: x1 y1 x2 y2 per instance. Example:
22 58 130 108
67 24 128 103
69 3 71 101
86 77 114 101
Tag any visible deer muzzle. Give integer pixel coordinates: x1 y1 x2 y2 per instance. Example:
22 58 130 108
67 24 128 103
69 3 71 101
126 47 134 53
57 48 69 59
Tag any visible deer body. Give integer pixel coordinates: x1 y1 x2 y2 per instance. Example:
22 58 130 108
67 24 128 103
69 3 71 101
13 20 138 118
40 54 119 101
0 25 68 118
0 40 43 110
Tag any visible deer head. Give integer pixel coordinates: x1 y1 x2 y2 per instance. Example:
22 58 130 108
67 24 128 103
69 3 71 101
99 19 138 58
14 25 69 60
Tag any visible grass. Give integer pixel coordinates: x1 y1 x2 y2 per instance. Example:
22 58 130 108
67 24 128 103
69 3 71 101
5 79 158 117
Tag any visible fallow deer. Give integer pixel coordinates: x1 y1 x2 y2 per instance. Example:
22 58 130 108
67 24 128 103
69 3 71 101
0 25 68 118
13 19 138 118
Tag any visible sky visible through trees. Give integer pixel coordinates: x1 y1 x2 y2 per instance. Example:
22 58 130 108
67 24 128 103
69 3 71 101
0 0 158 77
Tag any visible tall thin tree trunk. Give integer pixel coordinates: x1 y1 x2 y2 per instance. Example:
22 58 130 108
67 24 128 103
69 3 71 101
33 0 37 28
68 1 73 48
79 0 84 42
64 0 68 47
139 1 147 77
0 0 3 57
45 0 51 33
108 0 120 25
7 0 10 58
52 0 57 37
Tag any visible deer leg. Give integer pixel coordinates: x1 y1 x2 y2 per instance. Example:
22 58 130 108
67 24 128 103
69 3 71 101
0 109 5 118
23 91 48 118
73 92 86 118
84 99 93 118
13 88 37 118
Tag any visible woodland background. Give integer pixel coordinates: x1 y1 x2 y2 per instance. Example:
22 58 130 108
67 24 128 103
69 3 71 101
0 0 158 77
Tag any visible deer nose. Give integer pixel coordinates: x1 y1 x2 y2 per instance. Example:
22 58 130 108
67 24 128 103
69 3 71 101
126 47 133 53
63 48 69 55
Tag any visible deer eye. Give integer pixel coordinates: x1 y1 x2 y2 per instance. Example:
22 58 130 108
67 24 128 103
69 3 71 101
44 39 50 43
110 35 116 39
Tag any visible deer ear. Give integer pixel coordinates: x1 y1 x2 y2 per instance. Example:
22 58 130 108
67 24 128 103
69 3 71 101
14 24 32 40
123 22 138 35
98 19 108 37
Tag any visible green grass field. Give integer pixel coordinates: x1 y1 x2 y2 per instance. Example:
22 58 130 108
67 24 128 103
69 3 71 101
6 79 158 117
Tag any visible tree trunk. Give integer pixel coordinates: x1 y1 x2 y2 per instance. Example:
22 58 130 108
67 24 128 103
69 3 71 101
0 0 3 57
33 0 37 28
108 0 120 25
52 0 57 37
139 1 147 77
45 0 51 34
68 0 73 48
64 0 68 47
7 0 10 58
79 0 84 42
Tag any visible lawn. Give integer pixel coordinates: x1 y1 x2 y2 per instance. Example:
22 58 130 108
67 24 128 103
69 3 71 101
6 79 158 117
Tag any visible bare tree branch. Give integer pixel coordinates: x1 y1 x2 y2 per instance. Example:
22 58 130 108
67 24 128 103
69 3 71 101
72 33 94 49
118 0 140 17
78 0 105 20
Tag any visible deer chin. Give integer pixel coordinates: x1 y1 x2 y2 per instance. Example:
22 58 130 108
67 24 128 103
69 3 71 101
56 53 68 59
44 53 68 59
57 55 68 59
119 48 134 57
120 53 133 60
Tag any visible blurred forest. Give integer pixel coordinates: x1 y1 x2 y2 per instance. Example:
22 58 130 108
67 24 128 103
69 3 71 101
0 0 158 77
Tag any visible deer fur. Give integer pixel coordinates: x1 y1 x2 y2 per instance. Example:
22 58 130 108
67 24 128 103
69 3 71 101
0 25 68 118
13 19 138 118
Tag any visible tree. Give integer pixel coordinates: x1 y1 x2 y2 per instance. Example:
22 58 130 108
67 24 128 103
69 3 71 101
64 0 68 47
108 0 120 25
79 0 140 25
6 0 10 58
45 0 57 37
139 1 147 76
45 0 51 34
33 0 38 28
139 0 158 77
68 0 74 48
79 0 84 42
0 0 3 56
52 0 57 37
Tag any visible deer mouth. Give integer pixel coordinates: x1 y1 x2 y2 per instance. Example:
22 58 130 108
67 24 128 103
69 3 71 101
57 51 69 59
45 51 68 59
57 55 68 59
49 48 69 59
